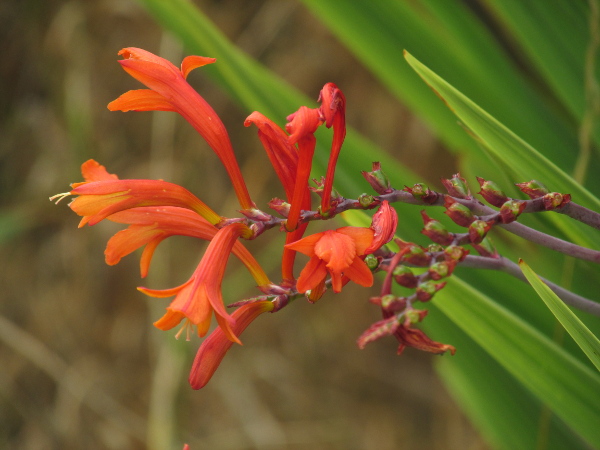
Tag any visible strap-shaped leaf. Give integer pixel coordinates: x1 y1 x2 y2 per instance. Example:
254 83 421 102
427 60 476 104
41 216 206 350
405 51 600 249
520 259 600 372
434 278 600 447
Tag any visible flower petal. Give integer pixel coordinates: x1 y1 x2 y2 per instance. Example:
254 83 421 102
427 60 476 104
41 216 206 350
181 55 216 79
284 231 324 257
314 230 356 272
336 226 374 255
153 309 186 331
343 257 374 288
108 89 176 112
79 159 119 183
295 255 328 293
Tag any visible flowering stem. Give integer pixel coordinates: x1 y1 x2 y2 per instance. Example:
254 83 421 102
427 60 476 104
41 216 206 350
243 190 600 264
556 202 600 230
459 255 600 316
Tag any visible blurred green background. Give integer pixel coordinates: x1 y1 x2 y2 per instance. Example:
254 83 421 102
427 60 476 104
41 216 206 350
3 0 600 449
0 1 480 449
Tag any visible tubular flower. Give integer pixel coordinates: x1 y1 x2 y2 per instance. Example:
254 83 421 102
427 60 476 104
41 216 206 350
318 82 346 214
189 300 274 390
108 48 254 210
138 223 261 344
244 111 299 201
244 111 311 284
105 206 271 287
285 106 322 231
53 159 222 226
285 226 375 294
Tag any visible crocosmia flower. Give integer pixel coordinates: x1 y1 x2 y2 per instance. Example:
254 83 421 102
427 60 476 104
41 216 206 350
189 300 274 389
138 223 260 344
105 206 270 285
108 48 254 210
285 226 375 294
52 159 222 226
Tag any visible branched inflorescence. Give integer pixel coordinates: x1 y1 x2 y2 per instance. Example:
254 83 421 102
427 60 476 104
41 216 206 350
51 48 600 389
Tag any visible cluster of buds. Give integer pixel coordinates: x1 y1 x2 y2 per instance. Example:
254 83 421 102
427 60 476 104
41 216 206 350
52 47 582 391
355 169 577 355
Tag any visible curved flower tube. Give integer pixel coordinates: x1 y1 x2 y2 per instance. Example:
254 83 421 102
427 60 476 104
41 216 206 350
318 83 346 214
108 48 254 210
245 111 311 283
55 159 222 226
106 206 271 286
189 300 274 390
138 223 259 344
285 106 322 231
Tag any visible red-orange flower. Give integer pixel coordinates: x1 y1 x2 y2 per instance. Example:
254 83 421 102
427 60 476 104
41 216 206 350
52 159 222 226
138 223 259 344
108 48 254 210
244 111 311 284
285 106 322 231
189 300 274 389
106 206 270 286
318 82 346 214
285 226 375 294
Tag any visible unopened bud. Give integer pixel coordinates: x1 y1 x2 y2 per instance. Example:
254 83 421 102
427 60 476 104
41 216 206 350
542 192 571 210
468 219 492 244
476 177 508 207
472 237 497 258
358 193 375 208
427 244 444 253
380 294 397 309
428 261 449 280
366 201 398 254
403 183 438 204
364 254 379 270
515 180 549 199
444 196 474 227
396 239 432 266
405 308 426 324
430 260 457 280
499 199 526 224
444 245 468 262
416 280 446 301
240 208 271 221
421 211 454 245
268 198 290 216
393 265 418 288
441 173 470 198
361 162 392 194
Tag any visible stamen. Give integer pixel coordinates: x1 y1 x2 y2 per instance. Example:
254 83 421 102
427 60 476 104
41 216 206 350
175 319 193 341
49 192 72 204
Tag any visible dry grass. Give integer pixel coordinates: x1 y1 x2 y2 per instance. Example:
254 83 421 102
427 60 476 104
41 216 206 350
0 0 487 448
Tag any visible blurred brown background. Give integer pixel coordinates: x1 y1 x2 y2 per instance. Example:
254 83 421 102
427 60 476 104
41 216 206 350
1 0 486 449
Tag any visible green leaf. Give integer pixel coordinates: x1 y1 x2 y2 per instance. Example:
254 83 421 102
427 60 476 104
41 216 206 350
404 51 600 249
519 259 600 372
404 51 600 211
300 0 585 181
430 311 588 450
433 278 600 447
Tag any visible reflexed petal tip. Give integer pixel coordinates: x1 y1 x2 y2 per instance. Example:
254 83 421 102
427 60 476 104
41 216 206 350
181 55 216 79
